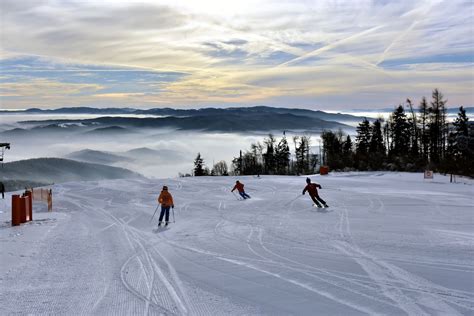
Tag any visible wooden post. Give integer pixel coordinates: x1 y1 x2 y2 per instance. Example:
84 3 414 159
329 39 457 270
48 189 53 212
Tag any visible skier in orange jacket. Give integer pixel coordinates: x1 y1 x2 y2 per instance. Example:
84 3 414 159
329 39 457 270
302 177 328 208
157 185 174 226
231 180 251 199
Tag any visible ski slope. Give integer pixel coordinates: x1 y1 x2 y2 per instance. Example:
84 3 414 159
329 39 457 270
1 172 473 315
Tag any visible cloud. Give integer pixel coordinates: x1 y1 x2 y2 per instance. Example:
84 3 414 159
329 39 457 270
0 55 188 104
0 0 472 109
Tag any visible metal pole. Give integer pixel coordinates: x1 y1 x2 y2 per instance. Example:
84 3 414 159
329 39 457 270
150 205 159 222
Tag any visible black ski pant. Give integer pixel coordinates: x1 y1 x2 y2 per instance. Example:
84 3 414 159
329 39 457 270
239 191 251 199
159 206 170 223
310 194 326 207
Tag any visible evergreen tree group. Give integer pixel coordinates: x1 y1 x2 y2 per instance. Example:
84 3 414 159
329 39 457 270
322 89 473 176
230 133 311 176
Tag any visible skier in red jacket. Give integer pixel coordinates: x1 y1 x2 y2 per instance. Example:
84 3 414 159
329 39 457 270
302 177 328 208
231 180 251 199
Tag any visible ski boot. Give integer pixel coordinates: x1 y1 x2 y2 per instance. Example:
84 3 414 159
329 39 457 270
158 221 162 227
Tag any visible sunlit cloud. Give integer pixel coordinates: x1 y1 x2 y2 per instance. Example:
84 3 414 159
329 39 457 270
0 0 472 109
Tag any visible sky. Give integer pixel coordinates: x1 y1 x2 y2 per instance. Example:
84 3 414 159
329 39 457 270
0 0 473 110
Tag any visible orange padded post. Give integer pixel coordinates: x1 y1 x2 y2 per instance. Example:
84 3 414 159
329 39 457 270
19 196 27 223
12 195 21 226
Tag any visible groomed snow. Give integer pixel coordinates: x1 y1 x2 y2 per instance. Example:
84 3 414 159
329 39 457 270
0 172 473 315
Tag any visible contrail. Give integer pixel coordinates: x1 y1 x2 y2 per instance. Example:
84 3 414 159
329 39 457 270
376 19 420 66
376 2 434 66
275 24 385 68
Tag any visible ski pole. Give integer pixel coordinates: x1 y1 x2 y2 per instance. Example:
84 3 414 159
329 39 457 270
232 191 240 201
284 194 302 206
172 207 175 223
150 205 159 222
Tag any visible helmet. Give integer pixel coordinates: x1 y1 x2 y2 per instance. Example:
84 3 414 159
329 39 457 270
306 177 311 183
163 185 168 190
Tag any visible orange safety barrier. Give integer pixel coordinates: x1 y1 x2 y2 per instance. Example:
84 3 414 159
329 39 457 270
12 195 21 226
320 166 329 175
29 187 53 212
11 192 34 227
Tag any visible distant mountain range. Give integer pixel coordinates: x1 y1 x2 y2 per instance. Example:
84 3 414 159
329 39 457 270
66 147 186 165
7 105 470 134
2 105 471 115
8 106 361 133
0 158 144 186
66 149 133 165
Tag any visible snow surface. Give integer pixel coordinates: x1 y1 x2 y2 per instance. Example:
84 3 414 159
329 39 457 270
0 172 473 315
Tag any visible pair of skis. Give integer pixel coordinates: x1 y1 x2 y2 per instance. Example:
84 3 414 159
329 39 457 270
313 204 329 209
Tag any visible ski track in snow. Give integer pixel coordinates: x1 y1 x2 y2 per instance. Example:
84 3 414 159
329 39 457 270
332 191 470 315
1 173 473 315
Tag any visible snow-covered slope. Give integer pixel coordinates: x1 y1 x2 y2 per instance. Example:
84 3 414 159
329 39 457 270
0 172 473 315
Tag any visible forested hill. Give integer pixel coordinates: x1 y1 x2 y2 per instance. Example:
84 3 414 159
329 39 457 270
0 158 144 185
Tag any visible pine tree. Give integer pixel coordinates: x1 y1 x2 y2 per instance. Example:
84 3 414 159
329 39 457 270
369 120 385 154
389 105 410 160
263 134 277 174
275 135 290 174
250 142 264 175
406 98 419 157
356 119 371 154
342 135 354 168
429 89 447 163
383 120 391 154
418 96 429 162
295 136 310 174
448 106 472 175
322 130 345 170
194 153 206 176
369 119 386 169
355 118 371 169
453 106 469 138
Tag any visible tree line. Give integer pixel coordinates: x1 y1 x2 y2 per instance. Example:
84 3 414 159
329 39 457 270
190 133 319 176
189 89 472 177
322 89 472 177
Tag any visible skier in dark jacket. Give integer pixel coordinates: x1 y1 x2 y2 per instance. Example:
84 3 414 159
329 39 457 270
302 177 328 208
231 180 251 199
